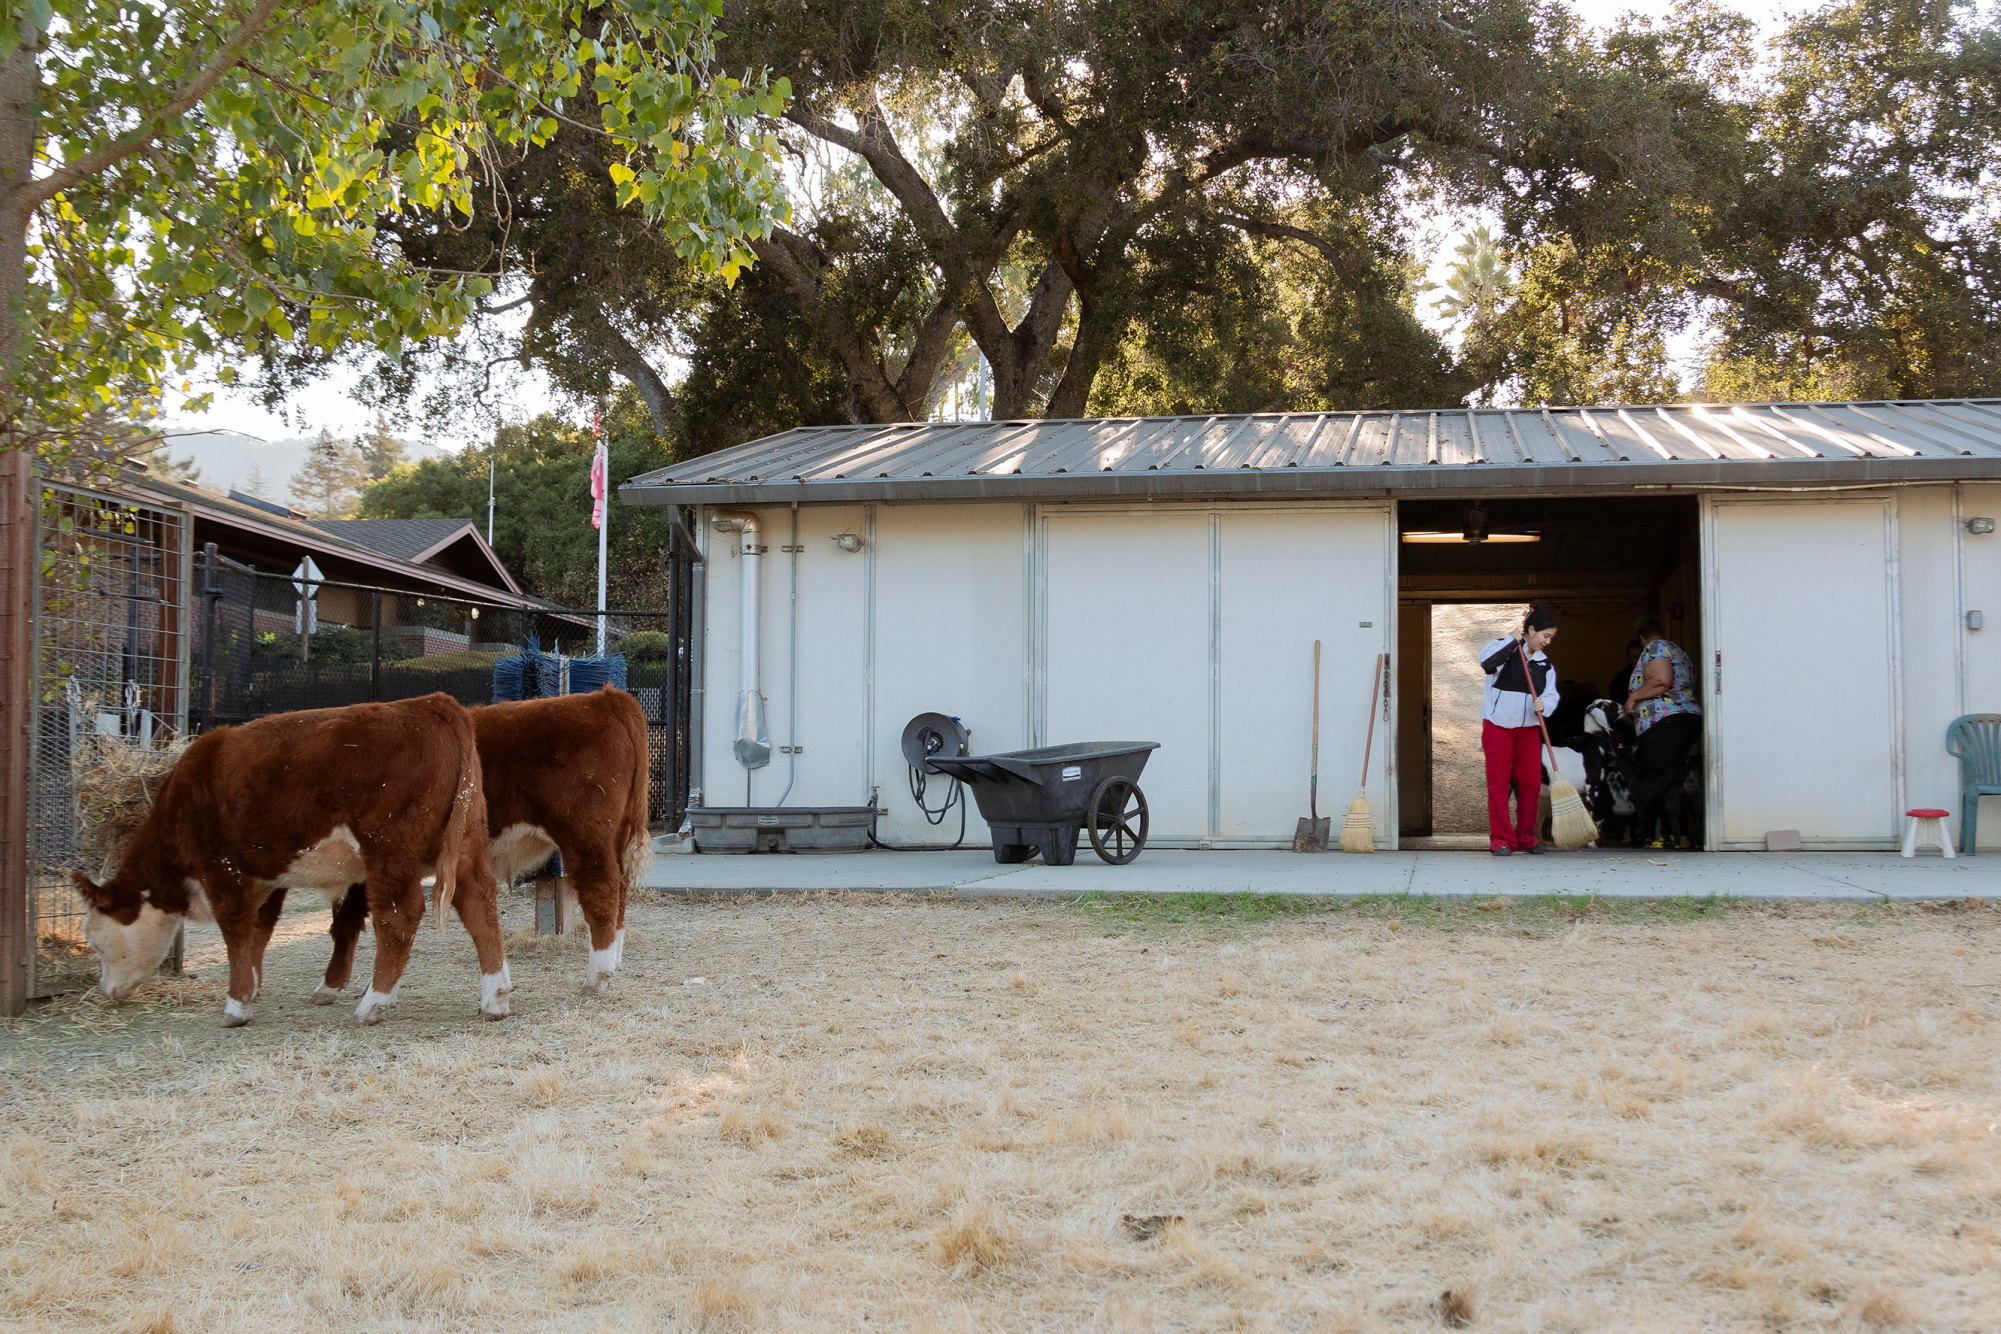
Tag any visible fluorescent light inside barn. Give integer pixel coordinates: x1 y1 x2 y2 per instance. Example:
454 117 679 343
1400 531 1541 544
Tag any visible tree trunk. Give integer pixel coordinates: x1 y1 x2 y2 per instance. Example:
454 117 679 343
593 311 678 437
974 260 1074 421
749 230 915 423
0 42 39 397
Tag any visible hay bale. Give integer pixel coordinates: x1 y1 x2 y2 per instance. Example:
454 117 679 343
69 714 186 878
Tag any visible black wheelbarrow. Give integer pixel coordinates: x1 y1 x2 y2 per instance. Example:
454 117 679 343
926 741 1160 866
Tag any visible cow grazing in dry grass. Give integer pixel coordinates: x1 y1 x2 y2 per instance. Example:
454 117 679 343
70 693 508 1028
320 686 651 999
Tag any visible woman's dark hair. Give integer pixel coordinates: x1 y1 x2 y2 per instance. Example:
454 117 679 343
1524 605 1557 632
1636 615 1664 639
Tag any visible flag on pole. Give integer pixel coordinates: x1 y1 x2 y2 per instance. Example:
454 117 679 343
589 411 606 530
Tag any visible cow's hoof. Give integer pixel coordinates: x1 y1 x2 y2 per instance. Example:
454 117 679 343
582 973 614 997
221 997 252 1028
478 1003 509 1022
309 985 341 1006
355 990 394 1026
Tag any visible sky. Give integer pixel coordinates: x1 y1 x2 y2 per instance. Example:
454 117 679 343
167 0 1805 447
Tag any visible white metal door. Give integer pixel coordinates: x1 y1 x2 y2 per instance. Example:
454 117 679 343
1217 508 1392 841
1044 510 1212 840
1705 496 1902 848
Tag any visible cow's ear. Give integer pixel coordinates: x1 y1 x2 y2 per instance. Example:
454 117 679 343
68 870 107 906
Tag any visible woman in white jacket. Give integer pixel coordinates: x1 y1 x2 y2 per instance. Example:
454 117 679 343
1477 606 1560 856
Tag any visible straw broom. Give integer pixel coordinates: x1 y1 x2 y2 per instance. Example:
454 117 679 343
1340 653 1387 854
1517 639 1598 849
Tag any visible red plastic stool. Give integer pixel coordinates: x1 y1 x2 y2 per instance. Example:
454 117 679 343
1902 808 1956 859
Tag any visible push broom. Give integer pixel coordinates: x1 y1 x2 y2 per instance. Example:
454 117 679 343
1340 652 1387 854
1293 639 1330 853
1517 638 1598 849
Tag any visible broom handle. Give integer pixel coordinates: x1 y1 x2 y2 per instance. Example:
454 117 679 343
1309 639 1321 820
1359 652 1384 793
1515 638 1562 774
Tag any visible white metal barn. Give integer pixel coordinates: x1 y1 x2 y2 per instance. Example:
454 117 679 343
621 400 2001 852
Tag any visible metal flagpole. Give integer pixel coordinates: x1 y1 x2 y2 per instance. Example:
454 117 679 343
592 411 608 656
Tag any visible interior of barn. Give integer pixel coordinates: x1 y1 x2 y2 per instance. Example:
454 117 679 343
1395 495 1702 845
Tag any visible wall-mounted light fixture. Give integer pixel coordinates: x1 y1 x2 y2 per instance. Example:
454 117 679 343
1401 531 1539 544
1967 517 1995 535
831 534 865 553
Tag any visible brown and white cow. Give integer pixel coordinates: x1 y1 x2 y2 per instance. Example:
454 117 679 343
70 693 508 1027
319 686 651 1000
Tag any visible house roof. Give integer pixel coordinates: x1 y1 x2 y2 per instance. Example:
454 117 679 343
619 399 2001 507
305 516 468 562
305 517 521 594
125 476 541 607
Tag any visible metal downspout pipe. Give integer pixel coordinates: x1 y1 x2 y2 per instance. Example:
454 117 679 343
778 502 800 806
710 512 770 802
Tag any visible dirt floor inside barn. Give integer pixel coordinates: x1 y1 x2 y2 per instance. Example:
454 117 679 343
3 891 1998 1333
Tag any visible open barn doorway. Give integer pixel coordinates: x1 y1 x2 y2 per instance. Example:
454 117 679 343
1396 496 1702 847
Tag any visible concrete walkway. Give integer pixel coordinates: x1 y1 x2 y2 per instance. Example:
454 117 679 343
640 842 1998 902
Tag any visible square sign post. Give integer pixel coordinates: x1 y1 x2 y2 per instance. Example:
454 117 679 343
292 556 321 662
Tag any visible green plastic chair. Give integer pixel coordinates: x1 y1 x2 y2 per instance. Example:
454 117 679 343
1945 715 2001 854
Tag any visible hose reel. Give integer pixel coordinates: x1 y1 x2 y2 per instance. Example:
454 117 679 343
893 711 969 839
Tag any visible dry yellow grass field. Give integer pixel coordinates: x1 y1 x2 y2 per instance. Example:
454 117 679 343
2 891 1997 1332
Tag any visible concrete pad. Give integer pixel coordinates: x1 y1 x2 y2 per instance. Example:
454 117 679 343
641 840 2000 902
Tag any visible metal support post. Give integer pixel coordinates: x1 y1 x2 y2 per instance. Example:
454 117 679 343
198 542 219 732
0 451 33 1016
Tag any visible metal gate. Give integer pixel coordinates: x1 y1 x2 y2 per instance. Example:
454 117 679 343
25 478 189 997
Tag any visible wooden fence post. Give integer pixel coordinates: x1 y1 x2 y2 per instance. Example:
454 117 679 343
0 450 34 1016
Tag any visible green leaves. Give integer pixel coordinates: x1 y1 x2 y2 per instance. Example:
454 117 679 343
1 0 789 463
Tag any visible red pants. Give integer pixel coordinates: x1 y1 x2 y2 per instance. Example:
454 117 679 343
1482 721 1542 851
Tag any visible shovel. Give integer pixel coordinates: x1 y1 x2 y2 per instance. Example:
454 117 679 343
1293 640 1331 853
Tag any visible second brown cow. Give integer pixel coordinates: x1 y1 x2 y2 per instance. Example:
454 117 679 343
318 686 652 1000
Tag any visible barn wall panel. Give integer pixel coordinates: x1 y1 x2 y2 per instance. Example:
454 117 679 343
1042 509 1212 842
699 504 869 811
1216 506 1392 843
1897 488 1965 837
1704 496 1900 848
869 504 1029 844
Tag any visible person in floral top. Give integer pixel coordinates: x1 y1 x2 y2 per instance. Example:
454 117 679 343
1623 616 1702 847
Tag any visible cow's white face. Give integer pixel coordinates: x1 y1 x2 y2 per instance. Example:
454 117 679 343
84 902 183 1000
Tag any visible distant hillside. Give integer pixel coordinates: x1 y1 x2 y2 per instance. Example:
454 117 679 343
155 429 451 498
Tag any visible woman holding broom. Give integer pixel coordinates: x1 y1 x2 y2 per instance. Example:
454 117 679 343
1477 607 1561 856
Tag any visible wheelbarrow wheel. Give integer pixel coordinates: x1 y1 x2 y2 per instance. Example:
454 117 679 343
1087 777 1149 865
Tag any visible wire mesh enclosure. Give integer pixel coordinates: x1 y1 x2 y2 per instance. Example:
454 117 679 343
28 480 189 998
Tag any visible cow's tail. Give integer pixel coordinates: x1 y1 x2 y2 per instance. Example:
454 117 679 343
435 711 482 932
618 690 653 889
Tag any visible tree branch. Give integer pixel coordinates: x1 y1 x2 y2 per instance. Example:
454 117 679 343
24 0 286 208
591 309 677 436
894 293 963 409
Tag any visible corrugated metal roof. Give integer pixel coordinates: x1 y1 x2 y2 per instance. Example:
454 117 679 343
619 400 2001 507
